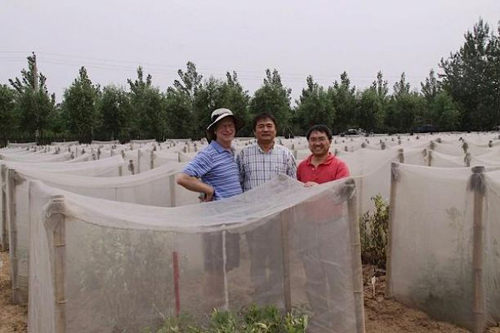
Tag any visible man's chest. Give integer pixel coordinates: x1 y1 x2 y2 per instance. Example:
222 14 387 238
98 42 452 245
302 164 338 183
242 153 288 175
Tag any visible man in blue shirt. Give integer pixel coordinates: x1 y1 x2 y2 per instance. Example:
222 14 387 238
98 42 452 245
177 108 243 310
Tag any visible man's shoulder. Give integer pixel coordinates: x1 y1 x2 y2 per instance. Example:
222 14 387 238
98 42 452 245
274 144 294 155
197 144 216 156
238 143 258 156
297 156 311 168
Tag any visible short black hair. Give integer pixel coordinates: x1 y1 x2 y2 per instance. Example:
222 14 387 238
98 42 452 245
306 124 333 141
252 113 278 131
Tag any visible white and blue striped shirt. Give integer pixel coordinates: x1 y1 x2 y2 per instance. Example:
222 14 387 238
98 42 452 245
236 142 297 192
183 141 242 200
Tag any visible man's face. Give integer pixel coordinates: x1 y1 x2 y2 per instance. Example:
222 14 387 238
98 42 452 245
254 118 276 144
214 117 236 144
308 130 331 156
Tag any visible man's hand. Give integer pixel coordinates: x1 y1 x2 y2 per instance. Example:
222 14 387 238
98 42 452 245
304 181 319 187
201 187 215 202
178 173 215 202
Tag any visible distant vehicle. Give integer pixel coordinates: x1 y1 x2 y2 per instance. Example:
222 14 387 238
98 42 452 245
414 124 438 133
340 128 365 137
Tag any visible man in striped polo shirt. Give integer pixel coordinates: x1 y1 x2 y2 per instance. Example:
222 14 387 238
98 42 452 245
236 112 297 306
177 108 243 310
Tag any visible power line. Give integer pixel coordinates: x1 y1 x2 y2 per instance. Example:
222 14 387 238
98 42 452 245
0 50 429 81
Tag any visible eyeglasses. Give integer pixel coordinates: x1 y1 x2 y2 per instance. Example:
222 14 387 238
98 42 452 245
217 123 235 130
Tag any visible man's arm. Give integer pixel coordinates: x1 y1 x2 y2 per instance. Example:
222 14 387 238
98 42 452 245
176 173 214 202
177 149 215 201
286 149 297 178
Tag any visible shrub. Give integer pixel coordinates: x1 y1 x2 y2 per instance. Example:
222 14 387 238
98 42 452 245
359 194 389 269
141 305 308 333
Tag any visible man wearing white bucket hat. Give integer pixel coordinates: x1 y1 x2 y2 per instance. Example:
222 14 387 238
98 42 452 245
177 108 244 309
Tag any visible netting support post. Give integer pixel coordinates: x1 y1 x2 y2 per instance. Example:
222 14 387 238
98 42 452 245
150 150 155 170
0 164 7 252
48 195 67 333
119 151 125 176
398 148 404 164
128 160 135 175
7 169 22 304
346 179 366 333
172 251 181 316
137 150 141 174
280 208 292 313
471 166 486 333
385 162 399 299
169 175 176 207
427 150 432 167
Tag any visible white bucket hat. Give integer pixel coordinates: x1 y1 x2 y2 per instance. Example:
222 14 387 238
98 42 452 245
206 108 244 142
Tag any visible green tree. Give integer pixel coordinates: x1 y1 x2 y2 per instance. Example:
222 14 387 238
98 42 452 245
356 88 384 134
192 76 224 138
97 85 131 141
191 71 250 139
371 71 389 103
61 67 100 143
173 61 203 100
386 73 426 132
9 52 56 139
328 71 356 133
295 76 334 134
420 69 441 125
0 84 17 141
440 19 500 130
219 72 251 136
128 67 167 140
421 69 440 103
249 69 292 136
432 91 460 131
165 88 193 139
369 71 389 132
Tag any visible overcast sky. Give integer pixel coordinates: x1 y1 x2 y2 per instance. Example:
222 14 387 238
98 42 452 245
1 0 499 103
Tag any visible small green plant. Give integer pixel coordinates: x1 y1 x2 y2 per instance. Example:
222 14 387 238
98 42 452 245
359 194 389 269
143 306 308 333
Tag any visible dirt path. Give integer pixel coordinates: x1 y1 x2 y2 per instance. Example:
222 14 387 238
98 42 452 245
0 252 27 333
1 254 499 332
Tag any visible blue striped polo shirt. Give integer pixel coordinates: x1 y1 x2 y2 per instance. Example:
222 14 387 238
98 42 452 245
183 140 242 200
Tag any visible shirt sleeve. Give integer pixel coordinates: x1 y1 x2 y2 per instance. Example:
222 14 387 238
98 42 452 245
286 149 297 179
182 149 214 178
336 160 350 179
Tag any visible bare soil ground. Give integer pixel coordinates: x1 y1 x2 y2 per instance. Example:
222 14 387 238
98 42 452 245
0 252 27 333
1 254 499 333
362 265 500 333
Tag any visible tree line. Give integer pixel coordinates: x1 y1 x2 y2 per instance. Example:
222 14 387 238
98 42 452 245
0 19 499 144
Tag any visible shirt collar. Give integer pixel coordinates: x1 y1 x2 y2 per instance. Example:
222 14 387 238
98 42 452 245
256 141 275 153
306 152 335 166
211 140 233 154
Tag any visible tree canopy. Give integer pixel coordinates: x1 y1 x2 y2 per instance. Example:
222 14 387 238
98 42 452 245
2 19 499 144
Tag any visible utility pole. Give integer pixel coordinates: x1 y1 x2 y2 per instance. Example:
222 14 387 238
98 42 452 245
32 52 40 143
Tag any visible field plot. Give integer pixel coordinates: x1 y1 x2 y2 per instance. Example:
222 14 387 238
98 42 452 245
1 133 500 332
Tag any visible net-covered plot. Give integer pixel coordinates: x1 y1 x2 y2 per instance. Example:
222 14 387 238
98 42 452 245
5 162 200 305
386 163 500 332
28 176 364 333
0 155 127 252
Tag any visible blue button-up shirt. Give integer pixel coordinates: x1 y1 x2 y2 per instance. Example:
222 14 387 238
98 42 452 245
183 141 242 200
